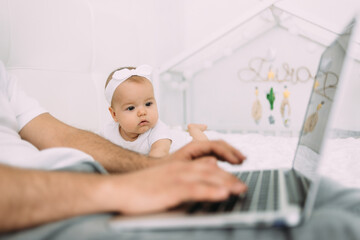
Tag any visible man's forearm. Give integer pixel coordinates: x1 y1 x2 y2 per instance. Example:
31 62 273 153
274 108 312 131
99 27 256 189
65 128 156 173
0 164 113 232
19 113 157 173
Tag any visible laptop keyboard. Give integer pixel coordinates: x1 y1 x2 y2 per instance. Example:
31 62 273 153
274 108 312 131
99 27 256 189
186 170 280 214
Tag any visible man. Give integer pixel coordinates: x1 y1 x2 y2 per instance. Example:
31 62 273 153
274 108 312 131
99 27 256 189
0 60 247 233
1 61 360 240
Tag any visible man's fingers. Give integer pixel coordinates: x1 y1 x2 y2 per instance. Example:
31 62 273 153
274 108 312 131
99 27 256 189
178 177 247 203
195 156 218 165
179 161 247 196
181 184 231 202
184 140 247 164
207 140 246 164
221 140 246 163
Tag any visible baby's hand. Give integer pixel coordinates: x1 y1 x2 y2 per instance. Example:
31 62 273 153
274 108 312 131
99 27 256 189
149 139 172 158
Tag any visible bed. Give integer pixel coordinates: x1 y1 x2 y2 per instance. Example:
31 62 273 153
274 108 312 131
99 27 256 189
171 128 360 189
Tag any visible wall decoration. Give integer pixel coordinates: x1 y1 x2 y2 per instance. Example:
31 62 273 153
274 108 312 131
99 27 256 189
314 71 339 101
251 87 262 124
266 87 276 124
303 101 324 134
280 85 291 128
267 66 275 81
237 57 314 84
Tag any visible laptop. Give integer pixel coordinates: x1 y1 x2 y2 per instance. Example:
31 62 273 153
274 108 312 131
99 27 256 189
110 17 358 230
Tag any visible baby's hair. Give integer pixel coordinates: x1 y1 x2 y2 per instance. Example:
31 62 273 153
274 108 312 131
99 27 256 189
105 66 135 89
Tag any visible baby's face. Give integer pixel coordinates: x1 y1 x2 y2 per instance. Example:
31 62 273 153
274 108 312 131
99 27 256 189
110 77 159 140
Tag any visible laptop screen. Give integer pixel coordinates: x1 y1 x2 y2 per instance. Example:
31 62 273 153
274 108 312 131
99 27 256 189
292 20 355 181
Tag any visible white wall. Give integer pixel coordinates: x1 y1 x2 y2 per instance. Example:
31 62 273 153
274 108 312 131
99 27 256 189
189 28 319 133
0 0 96 130
0 0 186 131
276 0 360 132
87 0 186 128
0 0 359 132
159 0 360 132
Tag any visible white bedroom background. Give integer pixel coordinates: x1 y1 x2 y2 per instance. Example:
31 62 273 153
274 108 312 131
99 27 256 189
158 0 360 134
0 0 359 133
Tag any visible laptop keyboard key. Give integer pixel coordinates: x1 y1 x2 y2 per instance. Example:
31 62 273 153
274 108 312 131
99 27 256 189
257 171 270 211
186 202 203 214
224 195 239 212
186 170 282 214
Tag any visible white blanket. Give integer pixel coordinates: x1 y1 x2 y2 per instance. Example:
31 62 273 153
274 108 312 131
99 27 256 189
188 131 360 189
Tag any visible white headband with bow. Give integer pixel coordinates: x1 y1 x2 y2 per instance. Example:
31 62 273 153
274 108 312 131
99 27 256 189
105 64 153 105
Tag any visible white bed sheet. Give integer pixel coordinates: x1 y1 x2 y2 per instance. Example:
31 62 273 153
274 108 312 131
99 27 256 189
172 129 360 189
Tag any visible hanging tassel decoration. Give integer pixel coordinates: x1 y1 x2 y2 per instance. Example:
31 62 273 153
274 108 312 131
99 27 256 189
280 85 291 128
251 87 262 124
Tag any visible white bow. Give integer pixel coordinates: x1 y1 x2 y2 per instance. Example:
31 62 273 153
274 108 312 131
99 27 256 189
105 64 153 105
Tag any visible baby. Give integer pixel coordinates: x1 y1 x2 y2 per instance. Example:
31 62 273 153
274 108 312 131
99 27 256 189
102 65 208 158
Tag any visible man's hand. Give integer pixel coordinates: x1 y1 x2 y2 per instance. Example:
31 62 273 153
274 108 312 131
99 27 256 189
0 155 246 231
164 140 246 165
107 158 247 215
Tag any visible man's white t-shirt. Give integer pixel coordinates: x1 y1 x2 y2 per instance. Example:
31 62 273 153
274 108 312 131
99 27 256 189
0 61 95 170
101 120 172 155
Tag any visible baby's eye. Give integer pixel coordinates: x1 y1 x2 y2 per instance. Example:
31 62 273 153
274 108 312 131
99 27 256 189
145 102 153 107
127 106 135 111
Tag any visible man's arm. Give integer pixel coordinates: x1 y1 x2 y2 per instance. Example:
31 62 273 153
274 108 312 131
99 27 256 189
0 159 247 232
19 113 247 172
19 113 153 173
0 164 110 232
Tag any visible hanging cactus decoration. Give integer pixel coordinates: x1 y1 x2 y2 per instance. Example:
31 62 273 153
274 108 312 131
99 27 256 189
266 87 275 110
